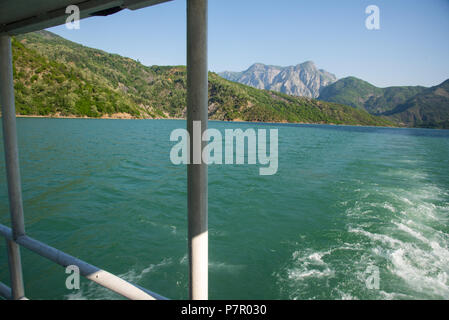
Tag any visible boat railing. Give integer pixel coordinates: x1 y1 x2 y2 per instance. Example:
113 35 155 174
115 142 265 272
0 0 209 300
0 223 168 300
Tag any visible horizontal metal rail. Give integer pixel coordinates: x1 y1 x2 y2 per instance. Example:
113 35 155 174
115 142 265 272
0 223 168 300
0 283 27 300
1 0 208 300
0 281 12 299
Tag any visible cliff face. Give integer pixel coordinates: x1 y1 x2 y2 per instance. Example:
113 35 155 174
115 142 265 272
219 61 337 98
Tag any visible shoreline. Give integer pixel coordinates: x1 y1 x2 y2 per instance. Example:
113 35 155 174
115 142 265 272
12 114 440 130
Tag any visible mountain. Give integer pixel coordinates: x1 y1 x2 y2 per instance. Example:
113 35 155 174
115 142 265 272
8 30 392 127
219 61 337 98
318 77 449 128
318 77 426 114
383 79 449 128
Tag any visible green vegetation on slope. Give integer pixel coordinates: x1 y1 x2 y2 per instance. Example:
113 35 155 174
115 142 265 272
318 76 426 114
318 76 449 129
384 79 449 129
10 30 392 126
12 37 142 117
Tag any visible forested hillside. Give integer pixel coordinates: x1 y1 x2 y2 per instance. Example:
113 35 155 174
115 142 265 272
10 30 392 127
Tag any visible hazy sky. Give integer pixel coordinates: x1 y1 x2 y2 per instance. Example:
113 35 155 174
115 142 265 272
48 0 449 88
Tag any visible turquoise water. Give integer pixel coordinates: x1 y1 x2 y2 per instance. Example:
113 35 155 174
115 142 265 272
1 118 448 300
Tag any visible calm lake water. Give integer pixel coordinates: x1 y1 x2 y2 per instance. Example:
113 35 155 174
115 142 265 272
1 118 448 300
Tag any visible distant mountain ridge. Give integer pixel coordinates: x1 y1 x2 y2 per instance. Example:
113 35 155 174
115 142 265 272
383 79 449 128
219 61 337 98
12 30 448 129
220 60 449 129
318 77 427 113
318 77 449 128
9 30 391 127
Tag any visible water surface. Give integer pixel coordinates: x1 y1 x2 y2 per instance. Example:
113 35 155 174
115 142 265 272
0 118 448 299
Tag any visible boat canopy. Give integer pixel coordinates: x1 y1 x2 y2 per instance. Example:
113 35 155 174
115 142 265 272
0 0 172 35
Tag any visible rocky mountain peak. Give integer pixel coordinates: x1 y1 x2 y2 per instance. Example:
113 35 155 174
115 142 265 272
219 61 337 98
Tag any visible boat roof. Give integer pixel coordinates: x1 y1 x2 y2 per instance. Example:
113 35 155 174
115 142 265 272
0 0 172 35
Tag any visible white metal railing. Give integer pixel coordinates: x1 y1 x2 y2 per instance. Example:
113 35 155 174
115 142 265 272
0 224 168 300
0 0 209 300
0 34 169 301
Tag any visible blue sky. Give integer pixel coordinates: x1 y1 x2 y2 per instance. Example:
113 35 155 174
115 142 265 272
48 0 449 88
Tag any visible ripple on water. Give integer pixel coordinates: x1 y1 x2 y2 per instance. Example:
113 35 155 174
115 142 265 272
276 168 449 299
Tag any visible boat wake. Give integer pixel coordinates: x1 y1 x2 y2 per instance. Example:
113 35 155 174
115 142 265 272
276 170 449 299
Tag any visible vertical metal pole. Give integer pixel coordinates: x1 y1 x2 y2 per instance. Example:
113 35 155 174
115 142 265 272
187 0 208 300
5 238 25 299
0 35 26 300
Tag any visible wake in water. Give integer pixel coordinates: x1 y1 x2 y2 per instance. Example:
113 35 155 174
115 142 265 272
65 254 246 300
65 258 174 300
349 179 449 299
276 168 449 300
